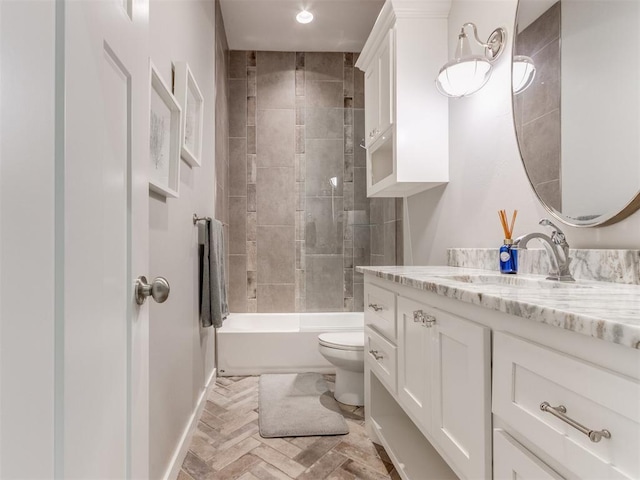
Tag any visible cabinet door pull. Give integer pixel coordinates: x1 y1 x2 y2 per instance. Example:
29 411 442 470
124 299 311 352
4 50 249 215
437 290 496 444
540 402 611 443
413 310 436 327
368 303 384 312
369 349 383 360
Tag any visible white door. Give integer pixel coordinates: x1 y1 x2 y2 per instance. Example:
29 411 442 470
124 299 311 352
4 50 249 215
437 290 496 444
64 0 150 477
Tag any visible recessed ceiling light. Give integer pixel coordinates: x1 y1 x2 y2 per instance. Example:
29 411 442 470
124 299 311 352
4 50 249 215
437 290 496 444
296 10 314 24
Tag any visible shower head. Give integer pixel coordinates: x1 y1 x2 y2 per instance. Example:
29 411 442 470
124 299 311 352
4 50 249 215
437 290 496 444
329 177 338 188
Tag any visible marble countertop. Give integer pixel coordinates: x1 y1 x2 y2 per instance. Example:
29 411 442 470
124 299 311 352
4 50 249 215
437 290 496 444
356 266 640 350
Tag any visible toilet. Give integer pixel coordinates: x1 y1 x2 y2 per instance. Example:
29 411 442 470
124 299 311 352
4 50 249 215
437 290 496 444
318 331 365 406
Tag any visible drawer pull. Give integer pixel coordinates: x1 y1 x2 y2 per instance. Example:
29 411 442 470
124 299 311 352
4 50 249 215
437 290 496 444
413 310 436 327
540 402 611 443
369 349 384 360
368 303 384 312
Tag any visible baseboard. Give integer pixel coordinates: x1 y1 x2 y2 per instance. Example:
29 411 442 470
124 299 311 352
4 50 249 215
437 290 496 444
164 367 217 480
219 366 336 377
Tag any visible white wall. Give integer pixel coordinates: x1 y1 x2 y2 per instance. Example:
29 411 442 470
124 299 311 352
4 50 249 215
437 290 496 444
406 0 640 266
148 1 217 478
0 1 56 477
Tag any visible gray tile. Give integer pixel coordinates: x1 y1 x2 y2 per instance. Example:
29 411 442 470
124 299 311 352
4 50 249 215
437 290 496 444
305 53 343 82
247 97 256 126
257 284 295 313
344 269 353 298
247 68 257 97
354 167 369 214
343 181 354 212
344 297 354 312
370 197 383 225
344 126 353 154
296 70 305 97
353 225 371 268
305 255 344 311
229 79 247 138
305 197 344 255
247 241 257 271
295 154 305 182
344 66 354 97
296 96 305 125
354 283 364 311
247 212 257 242
296 126 305 154
384 222 397 265
296 241 305 270
257 109 295 167
305 81 343 108
305 108 344 139
296 52 305 70
247 126 256 154
247 184 256 212
257 226 295 284
257 167 295 225
295 269 305 300
354 67 365 108
229 197 247 254
521 110 560 185
522 41 560 125
305 139 344 196
229 51 246 79
354 109 366 167
371 224 383 256
296 211 305 241
296 182 305 211
396 220 404 266
229 138 247 197
247 154 257 184
344 153 354 182
229 255 248 313
383 199 396 222
247 271 257 299
515 2 560 57
247 51 256 67
257 51 295 109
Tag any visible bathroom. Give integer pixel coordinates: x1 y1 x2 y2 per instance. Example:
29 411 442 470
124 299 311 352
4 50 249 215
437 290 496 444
1 0 638 479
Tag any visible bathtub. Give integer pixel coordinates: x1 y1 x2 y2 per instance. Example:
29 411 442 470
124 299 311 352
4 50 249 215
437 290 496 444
217 312 364 376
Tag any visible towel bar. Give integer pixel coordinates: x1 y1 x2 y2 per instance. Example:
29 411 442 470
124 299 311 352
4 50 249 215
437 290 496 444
193 214 212 225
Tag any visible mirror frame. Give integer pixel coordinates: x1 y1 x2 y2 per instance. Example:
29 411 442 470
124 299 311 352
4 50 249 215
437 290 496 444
512 0 640 228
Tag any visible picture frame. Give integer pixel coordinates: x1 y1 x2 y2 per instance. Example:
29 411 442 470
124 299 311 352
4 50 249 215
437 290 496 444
173 61 204 168
149 61 181 198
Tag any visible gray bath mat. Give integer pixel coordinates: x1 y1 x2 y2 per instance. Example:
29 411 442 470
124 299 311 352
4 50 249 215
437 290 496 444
259 373 349 438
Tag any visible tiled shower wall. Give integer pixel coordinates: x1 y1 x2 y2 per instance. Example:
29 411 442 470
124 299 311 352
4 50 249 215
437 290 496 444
227 51 402 313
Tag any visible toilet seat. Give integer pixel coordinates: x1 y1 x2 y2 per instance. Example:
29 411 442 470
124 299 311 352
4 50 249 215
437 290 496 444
318 332 364 351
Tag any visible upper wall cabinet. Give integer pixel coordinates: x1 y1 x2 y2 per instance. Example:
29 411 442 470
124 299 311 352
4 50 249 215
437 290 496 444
356 0 451 198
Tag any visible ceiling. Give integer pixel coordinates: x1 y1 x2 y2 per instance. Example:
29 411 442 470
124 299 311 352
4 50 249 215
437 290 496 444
219 0 385 52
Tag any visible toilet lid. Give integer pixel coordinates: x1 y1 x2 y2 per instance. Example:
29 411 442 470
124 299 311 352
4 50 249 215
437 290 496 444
318 332 364 351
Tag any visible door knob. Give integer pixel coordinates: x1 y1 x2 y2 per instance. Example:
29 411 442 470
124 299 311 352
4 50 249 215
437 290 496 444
135 276 170 305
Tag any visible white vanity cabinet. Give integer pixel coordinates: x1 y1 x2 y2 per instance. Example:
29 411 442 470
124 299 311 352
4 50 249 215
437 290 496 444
365 282 492 479
355 0 450 198
362 271 640 480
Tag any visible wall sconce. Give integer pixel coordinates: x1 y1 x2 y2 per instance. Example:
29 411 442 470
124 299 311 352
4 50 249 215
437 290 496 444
436 23 507 98
512 55 536 94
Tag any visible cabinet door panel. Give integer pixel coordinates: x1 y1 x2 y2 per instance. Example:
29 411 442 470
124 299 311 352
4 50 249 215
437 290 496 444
494 430 564 480
377 29 394 135
432 309 491 479
364 66 379 147
397 296 431 432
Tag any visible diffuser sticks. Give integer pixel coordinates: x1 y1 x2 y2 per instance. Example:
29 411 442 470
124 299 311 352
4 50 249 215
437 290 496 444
498 209 518 274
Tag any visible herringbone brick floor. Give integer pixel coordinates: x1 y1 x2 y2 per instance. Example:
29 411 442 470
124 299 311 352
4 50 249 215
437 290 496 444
178 375 400 480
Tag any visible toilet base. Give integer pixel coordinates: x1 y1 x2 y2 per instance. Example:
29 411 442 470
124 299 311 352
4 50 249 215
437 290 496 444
334 368 364 406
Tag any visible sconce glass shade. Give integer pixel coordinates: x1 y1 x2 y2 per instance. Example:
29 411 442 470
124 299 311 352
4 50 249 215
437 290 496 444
436 56 492 97
512 55 536 94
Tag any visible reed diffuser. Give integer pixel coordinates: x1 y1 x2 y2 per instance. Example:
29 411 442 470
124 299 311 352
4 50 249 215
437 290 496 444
498 209 518 274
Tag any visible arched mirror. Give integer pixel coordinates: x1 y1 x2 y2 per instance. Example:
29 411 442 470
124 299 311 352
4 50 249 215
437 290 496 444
513 0 640 227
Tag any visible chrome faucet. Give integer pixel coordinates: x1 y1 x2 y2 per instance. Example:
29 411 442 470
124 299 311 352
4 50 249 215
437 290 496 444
514 219 574 281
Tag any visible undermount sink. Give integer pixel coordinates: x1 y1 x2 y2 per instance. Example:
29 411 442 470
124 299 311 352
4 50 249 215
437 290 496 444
432 274 594 289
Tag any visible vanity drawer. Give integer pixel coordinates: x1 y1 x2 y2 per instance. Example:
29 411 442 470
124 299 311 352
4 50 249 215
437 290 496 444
366 326 397 394
494 429 564 480
493 332 640 480
364 283 396 341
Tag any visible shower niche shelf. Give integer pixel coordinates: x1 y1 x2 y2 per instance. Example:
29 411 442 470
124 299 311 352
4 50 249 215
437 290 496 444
356 0 451 198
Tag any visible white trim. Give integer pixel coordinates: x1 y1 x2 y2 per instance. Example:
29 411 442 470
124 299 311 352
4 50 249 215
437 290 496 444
164 367 217 480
